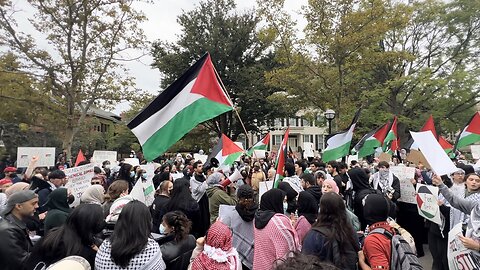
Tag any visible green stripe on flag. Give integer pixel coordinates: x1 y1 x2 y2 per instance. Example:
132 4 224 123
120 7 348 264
358 138 381 158
457 133 480 149
322 141 352 162
142 98 232 161
223 152 243 166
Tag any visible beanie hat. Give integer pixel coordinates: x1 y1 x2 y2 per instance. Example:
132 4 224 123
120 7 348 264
0 179 13 186
2 190 37 216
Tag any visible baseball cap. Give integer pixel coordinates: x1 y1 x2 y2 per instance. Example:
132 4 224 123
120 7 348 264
0 179 13 186
4 167 17 173
2 190 37 216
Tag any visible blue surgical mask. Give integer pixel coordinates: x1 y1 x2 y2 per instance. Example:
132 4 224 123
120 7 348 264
283 202 288 214
159 224 166 235
130 171 135 178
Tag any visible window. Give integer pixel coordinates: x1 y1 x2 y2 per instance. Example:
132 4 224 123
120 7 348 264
272 135 282 146
303 118 310 127
303 134 313 143
316 134 325 151
288 118 296 127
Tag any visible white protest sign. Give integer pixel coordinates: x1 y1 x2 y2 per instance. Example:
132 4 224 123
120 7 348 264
140 164 155 206
390 166 417 204
259 180 274 203
303 142 314 158
130 179 146 205
193 154 208 163
17 147 56 168
124 158 140 166
252 150 266 159
471 145 480 160
448 223 480 269
218 204 236 222
172 172 184 180
416 184 441 225
410 131 458 176
64 164 95 206
92 151 117 165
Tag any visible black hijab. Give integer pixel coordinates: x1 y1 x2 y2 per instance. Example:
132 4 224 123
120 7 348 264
254 189 285 229
348 168 371 192
297 191 318 224
363 193 389 225
278 181 298 214
45 188 70 213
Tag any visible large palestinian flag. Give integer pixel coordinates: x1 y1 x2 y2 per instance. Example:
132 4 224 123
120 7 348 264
207 134 244 166
353 122 390 158
246 132 270 157
439 136 453 154
274 128 290 188
127 53 233 161
322 108 361 162
383 116 399 154
454 112 480 150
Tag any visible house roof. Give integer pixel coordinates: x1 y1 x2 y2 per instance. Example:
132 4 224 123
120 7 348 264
87 107 121 123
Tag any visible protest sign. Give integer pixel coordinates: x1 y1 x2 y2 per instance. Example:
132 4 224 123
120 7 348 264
406 149 431 169
410 131 458 176
471 145 480 160
416 184 441 225
378 152 392 163
92 151 117 165
390 166 416 204
140 164 155 206
17 147 55 168
130 179 146 205
124 158 140 166
218 204 236 221
193 154 208 163
64 164 95 206
259 180 274 203
448 223 480 270
303 142 314 158
172 172 184 180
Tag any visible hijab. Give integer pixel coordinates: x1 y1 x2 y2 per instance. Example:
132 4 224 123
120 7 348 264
278 182 298 214
80 185 104 205
235 184 257 222
46 188 71 213
254 189 285 229
348 168 371 192
297 191 318 224
362 193 389 226
191 221 241 270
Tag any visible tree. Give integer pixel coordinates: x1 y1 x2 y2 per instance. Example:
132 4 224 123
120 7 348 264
151 0 281 143
257 0 480 142
0 0 148 158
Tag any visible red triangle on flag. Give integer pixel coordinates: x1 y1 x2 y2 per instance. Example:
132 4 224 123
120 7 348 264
421 115 438 139
465 112 480 134
390 116 399 151
262 132 271 145
191 53 233 107
373 121 390 145
221 134 243 156
439 136 453 150
75 149 86 167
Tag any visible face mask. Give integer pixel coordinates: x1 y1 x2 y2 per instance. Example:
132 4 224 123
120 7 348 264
159 224 166 235
104 165 110 169
130 171 135 178
283 202 288 214
67 194 75 205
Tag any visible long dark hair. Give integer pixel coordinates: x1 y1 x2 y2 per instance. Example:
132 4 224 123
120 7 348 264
39 204 105 256
117 163 133 182
110 200 152 268
165 178 196 212
313 192 359 256
163 211 192 242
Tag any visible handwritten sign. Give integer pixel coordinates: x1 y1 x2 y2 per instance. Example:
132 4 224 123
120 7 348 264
259 180 274 203
448 223 480 270
17 147 56 168
64 164 95 206
92 151 117 165
471 145 480 160
416 184 441 225
303 142 314 158
390 166 416 204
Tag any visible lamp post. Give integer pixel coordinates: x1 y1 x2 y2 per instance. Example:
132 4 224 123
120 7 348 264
324 109 336 135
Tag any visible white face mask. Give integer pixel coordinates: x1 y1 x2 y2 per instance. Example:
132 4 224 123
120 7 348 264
283 202 288 214
104 165 111 169
159 224 166 235
130 171 135 178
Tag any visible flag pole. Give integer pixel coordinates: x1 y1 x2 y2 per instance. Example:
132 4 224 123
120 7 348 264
212 65 250 147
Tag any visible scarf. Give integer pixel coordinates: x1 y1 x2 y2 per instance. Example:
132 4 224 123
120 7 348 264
254 189 285 229
297 191 318 224
80 185 104 205
373 170 393 194
191 221 241 270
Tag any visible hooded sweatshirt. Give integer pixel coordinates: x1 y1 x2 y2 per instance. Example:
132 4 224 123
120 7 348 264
44 188 71 233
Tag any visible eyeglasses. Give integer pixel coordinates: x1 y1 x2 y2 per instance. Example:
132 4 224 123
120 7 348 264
91 181 102 185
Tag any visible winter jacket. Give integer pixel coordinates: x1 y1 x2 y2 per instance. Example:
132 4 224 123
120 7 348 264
0 214 33 270
159 234 196 270
206 187 237 224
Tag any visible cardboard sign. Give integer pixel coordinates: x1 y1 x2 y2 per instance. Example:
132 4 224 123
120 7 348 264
64 164 95 206
258 180 274 203
410 131 458 176
124 158 140 166
17 147 56 168
303 142 314 158
416 184 441 225
390 166 417 204
407 149 431 169
471 145 480 160
378 152 392 163
92 151 117 165
448 223 480 270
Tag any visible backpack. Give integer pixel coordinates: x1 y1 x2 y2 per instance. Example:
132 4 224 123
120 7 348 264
369 227 423 270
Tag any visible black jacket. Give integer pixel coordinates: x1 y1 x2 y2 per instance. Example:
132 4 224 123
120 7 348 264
159 234 196 270
305 186 322 203
0 214 33 270
151 195 170 233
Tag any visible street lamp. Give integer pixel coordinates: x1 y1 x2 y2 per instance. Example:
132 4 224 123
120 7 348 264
324 109 336 135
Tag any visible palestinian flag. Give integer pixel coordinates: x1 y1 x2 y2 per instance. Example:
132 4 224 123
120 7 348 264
421 115 438 139
322 108 361 162
454 112 480 150
127 53 233 161
207 134 244 166
246 132 270 157
439 136 453 154
383 116 399 154
274 128 290 188
352 122 390 159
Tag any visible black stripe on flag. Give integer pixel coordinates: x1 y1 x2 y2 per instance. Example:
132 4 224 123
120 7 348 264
127 53 209 129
